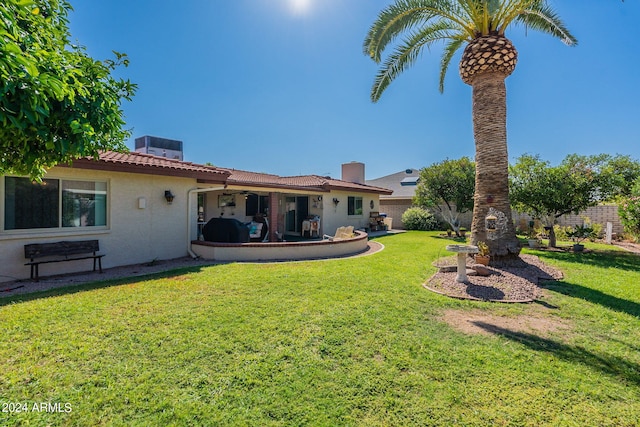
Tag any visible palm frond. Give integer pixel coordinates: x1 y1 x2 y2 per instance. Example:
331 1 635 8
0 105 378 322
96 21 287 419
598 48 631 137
370 20 459 102
439 37 466 93
364 0 437 62
516 2 578 46
364 0 475 62
492 0 537 33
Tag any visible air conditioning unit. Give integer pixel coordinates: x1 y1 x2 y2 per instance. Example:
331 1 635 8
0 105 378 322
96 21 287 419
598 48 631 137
134 135 183 160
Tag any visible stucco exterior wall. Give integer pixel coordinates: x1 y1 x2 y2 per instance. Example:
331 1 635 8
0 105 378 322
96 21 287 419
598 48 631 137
191 231 368 261
1 168 199 283
321 191 381 236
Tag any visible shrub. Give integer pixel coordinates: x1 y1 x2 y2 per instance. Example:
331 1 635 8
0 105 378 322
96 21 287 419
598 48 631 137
402 207 439 231
553 225 573 242
579 216 603 241
589 222 603 241
619 196 640 241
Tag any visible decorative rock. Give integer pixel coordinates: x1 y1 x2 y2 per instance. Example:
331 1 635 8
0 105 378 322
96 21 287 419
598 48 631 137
472 264 491 276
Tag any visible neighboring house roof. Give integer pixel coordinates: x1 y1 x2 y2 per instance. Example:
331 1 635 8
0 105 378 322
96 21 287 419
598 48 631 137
221 167 393 195
59 151 392 195
62 151 230 183
366 168 421 199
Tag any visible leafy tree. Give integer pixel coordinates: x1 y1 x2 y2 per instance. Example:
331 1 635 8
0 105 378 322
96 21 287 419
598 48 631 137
0 0 136 180
509 154 612 247
618 178 640 241
364 0 576 258
600 154 640 199
413 157 475 236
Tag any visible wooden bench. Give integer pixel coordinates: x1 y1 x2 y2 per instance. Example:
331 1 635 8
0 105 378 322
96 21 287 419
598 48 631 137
24 240 104 281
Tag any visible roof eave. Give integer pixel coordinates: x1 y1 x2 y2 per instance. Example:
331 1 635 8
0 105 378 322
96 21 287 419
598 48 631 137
60 157 229 184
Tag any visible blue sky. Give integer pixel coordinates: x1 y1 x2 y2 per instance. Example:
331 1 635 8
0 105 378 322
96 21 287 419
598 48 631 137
68 0 639 180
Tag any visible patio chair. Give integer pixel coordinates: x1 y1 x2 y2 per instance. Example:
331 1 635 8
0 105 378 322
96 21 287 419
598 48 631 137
323 226 354 241
249 215 269 242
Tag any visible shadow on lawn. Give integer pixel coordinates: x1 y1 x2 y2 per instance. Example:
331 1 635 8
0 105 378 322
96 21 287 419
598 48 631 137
541 280 640 318
0 264 218 307
534 248 640 273
473 321 640 386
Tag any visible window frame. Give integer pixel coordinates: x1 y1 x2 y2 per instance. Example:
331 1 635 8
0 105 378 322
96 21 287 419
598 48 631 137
245 194 269 217
347 196 363 216
2 175 110 233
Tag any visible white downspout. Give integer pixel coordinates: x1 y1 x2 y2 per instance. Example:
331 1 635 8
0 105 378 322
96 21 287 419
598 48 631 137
187 186 225 259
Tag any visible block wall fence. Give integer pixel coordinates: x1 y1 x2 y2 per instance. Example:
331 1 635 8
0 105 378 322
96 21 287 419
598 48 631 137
380 200 624 235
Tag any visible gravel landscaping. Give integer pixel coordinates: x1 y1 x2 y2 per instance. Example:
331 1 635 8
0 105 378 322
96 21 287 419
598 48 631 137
425 254 564 303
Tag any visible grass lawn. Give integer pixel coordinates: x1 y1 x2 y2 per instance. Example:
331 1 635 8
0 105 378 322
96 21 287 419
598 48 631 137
1 232 639 426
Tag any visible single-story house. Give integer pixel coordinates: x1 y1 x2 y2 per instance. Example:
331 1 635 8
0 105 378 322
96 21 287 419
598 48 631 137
366 168 422 229
366 168 476 229
1 151 391 283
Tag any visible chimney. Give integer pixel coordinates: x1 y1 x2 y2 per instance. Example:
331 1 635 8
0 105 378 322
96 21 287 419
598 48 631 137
341 161 365 184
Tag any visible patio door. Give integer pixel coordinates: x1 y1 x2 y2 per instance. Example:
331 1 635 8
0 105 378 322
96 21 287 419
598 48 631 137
284 196 309 234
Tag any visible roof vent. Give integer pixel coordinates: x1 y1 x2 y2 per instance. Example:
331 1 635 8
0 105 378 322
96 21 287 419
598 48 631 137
405 169 413 174
401 176 419 186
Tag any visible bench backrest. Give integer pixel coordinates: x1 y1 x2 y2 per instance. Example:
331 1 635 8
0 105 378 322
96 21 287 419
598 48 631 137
24 240 100 259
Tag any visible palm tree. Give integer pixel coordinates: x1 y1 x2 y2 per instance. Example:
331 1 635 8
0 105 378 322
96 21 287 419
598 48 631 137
364 0 576 259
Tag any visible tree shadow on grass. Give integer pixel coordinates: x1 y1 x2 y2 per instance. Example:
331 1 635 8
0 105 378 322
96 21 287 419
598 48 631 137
534 248 640 273
428 234 467 243
473 321 640 386
542 280 640 318
0 264 219 307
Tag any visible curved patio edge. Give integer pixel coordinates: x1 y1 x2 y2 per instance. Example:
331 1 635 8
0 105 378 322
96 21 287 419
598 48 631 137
191 230 370 262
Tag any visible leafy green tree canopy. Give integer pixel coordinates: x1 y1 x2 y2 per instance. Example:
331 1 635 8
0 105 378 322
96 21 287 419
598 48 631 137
509 153 620 246
0 0 136 180
618 178 640 240
414 157 475 235
599 154 640 199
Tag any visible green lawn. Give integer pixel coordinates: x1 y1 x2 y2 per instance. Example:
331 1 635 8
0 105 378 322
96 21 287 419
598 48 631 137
1 232 639 426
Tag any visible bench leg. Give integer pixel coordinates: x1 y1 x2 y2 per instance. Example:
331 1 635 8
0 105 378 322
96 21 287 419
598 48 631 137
31 264 39 282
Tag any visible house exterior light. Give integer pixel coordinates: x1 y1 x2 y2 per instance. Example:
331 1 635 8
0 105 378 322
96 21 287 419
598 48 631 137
164 190 175 204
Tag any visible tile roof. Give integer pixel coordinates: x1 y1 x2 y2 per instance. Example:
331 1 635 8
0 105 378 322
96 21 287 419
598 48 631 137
62 151 229 182
60 150 392 194
321 176 393 194
220 168 393 194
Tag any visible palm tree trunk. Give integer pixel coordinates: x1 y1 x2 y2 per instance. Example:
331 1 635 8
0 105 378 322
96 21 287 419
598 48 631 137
470 72 520 259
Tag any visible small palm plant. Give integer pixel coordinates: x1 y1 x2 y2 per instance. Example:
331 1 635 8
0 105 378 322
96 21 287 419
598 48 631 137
477 241 490 256
474 241 490 265
567 224 594 251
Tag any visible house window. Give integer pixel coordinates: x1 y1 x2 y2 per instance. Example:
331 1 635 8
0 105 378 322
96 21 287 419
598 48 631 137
4 177 107 230
347 196 363 216
245 194 269 217
62 180 107 227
